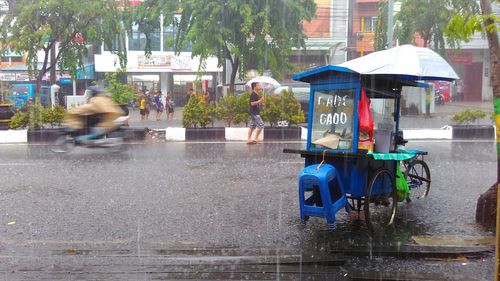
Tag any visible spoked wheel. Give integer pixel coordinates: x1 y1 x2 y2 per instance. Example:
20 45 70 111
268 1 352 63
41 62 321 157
50 135 74 153
404 159 431 202
364 168 397 233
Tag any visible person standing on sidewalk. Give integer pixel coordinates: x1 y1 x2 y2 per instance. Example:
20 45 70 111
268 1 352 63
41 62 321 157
247 82 265 144
139 95 146 122
165 93 174 121
154 91 163 121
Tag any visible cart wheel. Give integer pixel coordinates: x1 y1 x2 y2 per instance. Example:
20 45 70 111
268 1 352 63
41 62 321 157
50 135 73 153
404 159 431 202
364 168 397 233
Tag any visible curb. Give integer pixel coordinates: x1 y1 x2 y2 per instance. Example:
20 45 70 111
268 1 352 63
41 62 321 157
451 124 495 140
162 127 300 141
0 129 28 143
160 125 494 141
403 126 453 140
0 125 495 143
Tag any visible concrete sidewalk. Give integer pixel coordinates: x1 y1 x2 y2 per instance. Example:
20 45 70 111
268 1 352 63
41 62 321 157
0 101 494 143
400 101 493 129
127 101 494 130
121 101 494 142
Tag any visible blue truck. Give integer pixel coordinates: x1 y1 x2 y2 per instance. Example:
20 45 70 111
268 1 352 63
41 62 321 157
7 83 50 109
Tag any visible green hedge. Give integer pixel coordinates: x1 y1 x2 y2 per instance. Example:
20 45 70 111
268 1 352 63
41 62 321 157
182 90 304 128
451 109 487 125
9 104 67 129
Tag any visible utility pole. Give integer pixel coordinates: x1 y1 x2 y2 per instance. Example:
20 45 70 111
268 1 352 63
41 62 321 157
387 0 394 49
360 17 365 56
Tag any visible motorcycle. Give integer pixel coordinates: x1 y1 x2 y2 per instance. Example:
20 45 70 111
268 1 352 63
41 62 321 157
50 116 130 153
434 90 445 106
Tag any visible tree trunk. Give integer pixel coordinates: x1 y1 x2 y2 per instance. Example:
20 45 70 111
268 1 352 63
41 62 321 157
50 43 56 85
477 0 500 279
478 2 500 181
479 0 500 193
35 73 43 106
36 41 53 106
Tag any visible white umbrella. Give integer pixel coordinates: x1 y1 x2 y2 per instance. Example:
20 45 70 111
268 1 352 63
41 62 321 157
245 76 281 88
338 44 459 81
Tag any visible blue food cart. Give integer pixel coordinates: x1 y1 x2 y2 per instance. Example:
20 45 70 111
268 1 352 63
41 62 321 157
284 64 437 232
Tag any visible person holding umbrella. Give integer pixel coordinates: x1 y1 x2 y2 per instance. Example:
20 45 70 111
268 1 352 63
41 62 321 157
247 82 265 144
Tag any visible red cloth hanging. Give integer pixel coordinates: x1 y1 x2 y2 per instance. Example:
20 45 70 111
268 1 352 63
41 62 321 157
358 87 374 141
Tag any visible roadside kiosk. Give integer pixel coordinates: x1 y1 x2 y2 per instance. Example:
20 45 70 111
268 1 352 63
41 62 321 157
284 65 434 231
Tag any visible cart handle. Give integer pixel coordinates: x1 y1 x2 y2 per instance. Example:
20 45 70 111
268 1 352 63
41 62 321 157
317 150 328 170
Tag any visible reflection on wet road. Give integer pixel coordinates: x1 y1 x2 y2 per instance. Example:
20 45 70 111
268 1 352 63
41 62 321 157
0 141 495 280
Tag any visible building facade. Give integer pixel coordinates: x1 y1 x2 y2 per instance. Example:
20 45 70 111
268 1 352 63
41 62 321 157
2 0 495 103
349 0 378 59
93 14 222 106
347 0 497 102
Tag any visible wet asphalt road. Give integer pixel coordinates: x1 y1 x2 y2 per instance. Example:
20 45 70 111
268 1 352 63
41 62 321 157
0 140 496 280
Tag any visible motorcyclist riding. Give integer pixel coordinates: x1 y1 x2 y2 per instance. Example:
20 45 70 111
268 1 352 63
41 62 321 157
64 88 124 144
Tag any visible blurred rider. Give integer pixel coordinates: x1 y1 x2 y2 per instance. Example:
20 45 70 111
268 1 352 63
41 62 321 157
65 89 124 143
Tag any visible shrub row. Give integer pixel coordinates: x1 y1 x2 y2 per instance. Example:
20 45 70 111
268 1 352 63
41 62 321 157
182 90 305 128
9 104 67 129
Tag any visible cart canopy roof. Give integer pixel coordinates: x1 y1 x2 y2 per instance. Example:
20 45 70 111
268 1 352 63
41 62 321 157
292 65 428 98
293 45 458 86
338 45 459 81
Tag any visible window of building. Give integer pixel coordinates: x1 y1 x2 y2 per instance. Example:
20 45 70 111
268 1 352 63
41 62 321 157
129 24 161 51
362 16 377 33
163 15 192 52
103 35 123 52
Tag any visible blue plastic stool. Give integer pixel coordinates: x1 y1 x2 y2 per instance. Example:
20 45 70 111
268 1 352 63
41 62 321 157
298 163 349 229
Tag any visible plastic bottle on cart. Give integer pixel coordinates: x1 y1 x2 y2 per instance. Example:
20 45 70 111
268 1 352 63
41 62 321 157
374 129 392 153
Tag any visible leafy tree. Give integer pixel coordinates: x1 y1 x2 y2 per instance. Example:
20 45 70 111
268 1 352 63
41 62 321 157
0 0 126 106
393 0 479 55
445 0 500 233
122 0 179 55
104 70 139 105
374 1 388 51
176 0 316 92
